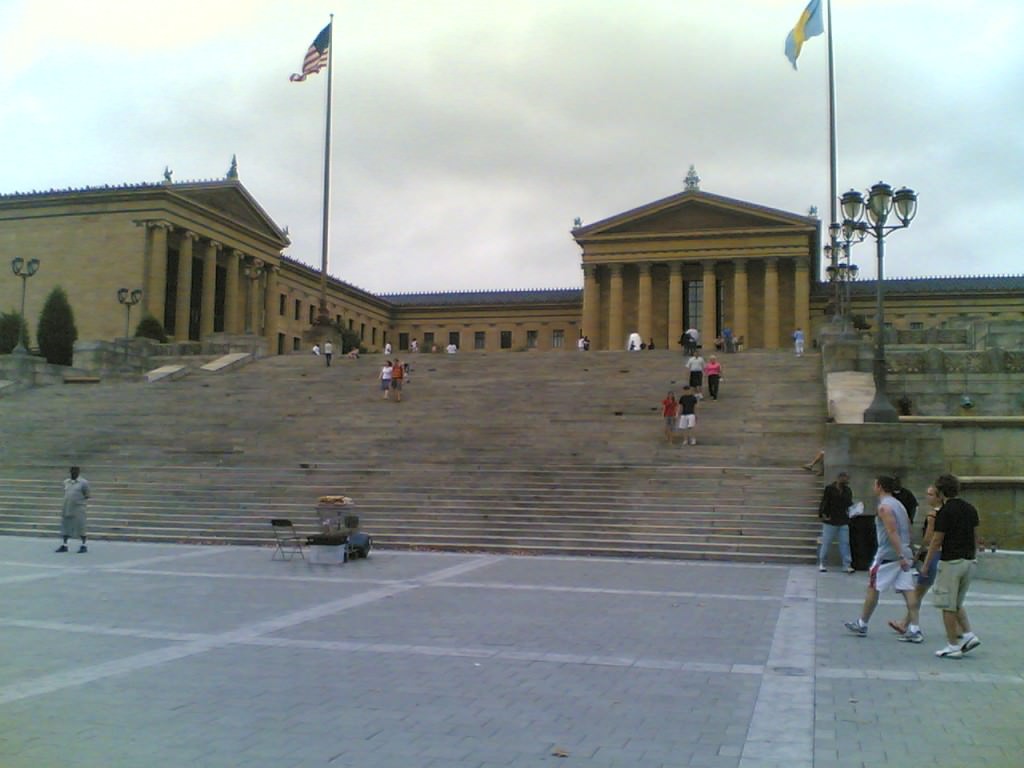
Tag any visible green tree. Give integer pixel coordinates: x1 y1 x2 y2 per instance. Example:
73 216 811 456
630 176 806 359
36 286 78 365
0 311 29 353
134 314 168 343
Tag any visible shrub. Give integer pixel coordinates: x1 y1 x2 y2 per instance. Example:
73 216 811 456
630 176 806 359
0 311 29 353
135 314 168 343
36 286 78 365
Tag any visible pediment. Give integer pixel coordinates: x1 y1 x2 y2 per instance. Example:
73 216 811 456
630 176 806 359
575 191 813 240
173 183 289 246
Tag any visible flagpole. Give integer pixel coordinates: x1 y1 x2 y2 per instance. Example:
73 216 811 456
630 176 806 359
826 0 840 323
318 14 334 322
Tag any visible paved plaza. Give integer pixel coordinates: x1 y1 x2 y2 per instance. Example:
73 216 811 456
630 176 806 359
1 537 1022 768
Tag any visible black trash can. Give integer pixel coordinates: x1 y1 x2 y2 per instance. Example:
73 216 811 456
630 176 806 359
849 515 877 571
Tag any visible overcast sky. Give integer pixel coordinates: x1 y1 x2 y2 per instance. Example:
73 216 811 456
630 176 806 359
2 0 1021 294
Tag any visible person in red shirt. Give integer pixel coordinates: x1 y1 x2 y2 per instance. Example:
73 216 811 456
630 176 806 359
661 391 678 444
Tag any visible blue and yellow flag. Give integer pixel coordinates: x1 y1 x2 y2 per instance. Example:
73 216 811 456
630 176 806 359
785 0 824 70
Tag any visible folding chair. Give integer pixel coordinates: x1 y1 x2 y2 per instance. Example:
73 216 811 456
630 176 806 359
270 518 305 561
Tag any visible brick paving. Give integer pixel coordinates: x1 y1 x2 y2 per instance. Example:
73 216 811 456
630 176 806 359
2 537 1022 768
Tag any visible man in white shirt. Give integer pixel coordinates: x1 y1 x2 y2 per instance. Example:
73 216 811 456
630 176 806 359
323 340 333 366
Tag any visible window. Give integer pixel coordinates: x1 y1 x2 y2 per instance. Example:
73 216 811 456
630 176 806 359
348 318 353 330
526 330 538 348
449 331 460 348
423 332 434 349
335 314 341 326
372 327 377 345
292 337 301 351
360 323 366 340
309 305 316 325
277 333 285 354
294 299 301 321
279 294 286 316
686 281 703 332
399 332 409 351
500 330 512 349
552 329 564 348
910 322 924 330
474 331 486 350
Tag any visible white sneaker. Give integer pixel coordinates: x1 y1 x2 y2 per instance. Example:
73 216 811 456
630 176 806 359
689 438 696 445
818 564 827 572
960 633 981 653
935 643 963 659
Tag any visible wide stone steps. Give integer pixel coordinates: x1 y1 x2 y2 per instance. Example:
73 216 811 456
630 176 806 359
0 349 827 561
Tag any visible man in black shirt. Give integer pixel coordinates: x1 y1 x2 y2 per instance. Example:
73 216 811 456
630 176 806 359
892 476 919 523
921 473 981 659
817 471 854 573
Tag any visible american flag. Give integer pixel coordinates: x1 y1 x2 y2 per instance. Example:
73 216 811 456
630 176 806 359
290 24 331 82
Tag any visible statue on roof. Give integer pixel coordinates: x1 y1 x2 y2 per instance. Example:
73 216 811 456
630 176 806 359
226 154 238 179
163 166 173 183
572 217 582 229
808 205 819 218
684 165 700 191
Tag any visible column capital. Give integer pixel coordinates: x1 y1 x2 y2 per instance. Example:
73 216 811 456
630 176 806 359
607 262 624 277
701 259 716 273
764 256 779 268
792 255 810 271
581 263 599 277
207 240 223 251
733 258 747 273
669 261 684 275
636 260 652 274
139 219 173 232
180 230 198 242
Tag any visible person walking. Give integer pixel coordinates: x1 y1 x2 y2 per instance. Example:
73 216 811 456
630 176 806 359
844 476 921 641
817 471 854 573
57 466 90 553
660 391 678 444
685 351 706 396
920 474 982 658
793 327 805 356
889 484 941 636
677 386 698 445
704 355 723 400
323 340 333 367
380 360 393 400
391 357 405 402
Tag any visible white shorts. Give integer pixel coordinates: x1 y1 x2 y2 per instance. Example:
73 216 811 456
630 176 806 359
677 414 696 430
869 560 914 593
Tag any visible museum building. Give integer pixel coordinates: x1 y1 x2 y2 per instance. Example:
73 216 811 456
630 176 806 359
2 170 1022 354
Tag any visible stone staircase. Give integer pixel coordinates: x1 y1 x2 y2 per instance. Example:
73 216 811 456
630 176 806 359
0 348 827 562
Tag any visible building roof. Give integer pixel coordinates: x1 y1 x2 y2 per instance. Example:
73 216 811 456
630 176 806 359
379 289 582 307
813 275 1024 298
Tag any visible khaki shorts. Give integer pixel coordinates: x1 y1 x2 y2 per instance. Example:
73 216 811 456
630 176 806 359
931 558 976 611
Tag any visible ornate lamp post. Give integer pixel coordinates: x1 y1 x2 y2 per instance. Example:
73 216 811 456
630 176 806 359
824 220 866 332
10 257 40 354
840 182 918 423
243 259 264 335
117 288 143 360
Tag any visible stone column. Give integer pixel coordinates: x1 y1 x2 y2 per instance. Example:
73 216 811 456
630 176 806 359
793 256 811 340
174 230 196 341
637 261 653 346
733 258 749 347
608 263 624 351
581 263 601 349
668 261 683 350
763 257 780 349
224 249 241 334
246 259 264 334
264 264 279 350
144 221 169 327
200 240 220 339
701 260 717 348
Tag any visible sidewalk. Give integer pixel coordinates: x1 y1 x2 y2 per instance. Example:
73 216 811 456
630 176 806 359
1 537 1022 768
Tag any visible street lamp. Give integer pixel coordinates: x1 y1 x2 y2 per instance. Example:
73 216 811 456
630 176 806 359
840 182 918 423
117 288 143 361
825 220 866 332
10 257 40 354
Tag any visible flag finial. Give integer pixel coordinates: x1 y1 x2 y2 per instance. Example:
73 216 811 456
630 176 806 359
226 154 238 179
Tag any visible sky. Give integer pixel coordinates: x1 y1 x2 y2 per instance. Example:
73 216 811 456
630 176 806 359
1 0 1021 294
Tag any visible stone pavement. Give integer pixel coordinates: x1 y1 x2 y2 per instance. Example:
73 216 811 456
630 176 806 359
1 537 1022 768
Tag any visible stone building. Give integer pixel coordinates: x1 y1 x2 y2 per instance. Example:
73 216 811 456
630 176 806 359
2 172 1022 355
